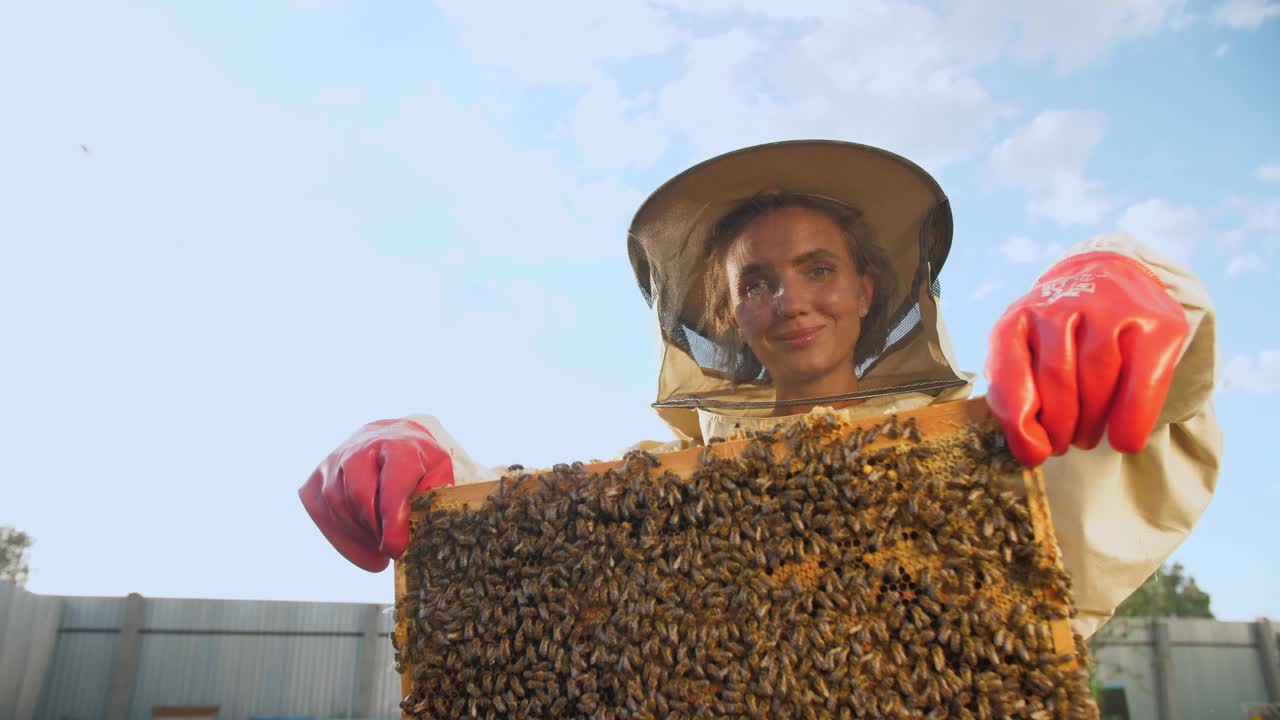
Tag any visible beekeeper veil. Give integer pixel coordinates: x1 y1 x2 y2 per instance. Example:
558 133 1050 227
626 140 969 440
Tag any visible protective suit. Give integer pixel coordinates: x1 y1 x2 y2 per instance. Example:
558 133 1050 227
642 236 1220 642
304 140 1221 641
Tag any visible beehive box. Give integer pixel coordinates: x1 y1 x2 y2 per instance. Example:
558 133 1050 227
393 398 1098 719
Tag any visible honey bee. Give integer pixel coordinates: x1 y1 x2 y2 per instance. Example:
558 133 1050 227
880 415 901 439
863 424 882 444
904 418 923 442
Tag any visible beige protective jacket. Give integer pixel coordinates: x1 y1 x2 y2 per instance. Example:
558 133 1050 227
413 233 1222 640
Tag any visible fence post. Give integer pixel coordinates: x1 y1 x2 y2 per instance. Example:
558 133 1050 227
1255 619 1280 703
105 593 145 720
1152 619 1176 720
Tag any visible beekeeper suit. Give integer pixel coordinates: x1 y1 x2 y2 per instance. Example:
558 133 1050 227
300 141 1221 640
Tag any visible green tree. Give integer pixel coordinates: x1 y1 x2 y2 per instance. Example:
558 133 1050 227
0 526 32 587
1113 562 1213 618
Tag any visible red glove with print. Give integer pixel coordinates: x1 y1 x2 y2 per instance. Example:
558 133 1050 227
299 419 454 572
985 251 1189 467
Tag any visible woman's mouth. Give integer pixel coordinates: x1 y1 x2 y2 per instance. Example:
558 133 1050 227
775 326 823 349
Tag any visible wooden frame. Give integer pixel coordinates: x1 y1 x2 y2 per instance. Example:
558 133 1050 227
394 398 1077 715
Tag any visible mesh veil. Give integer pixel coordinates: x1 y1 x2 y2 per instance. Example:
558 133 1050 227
627 141 967 414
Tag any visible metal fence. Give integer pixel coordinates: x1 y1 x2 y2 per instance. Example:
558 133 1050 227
2 584 1278 720
0 583 61 720
1090 617 1280 720
20 590 401 720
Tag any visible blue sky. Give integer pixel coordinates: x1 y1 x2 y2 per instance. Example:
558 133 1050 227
2 1 1277 620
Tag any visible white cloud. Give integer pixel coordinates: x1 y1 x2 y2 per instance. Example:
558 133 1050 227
651 0 1190 71
990 110 1106 185
377 86 645 262
1029 175 1112 227
1000 236 1041 264
1222 195 1280 235
1224 350 1280 393
1116 199 1206 263
421 3 1200 178
996 235 1067 264
432 0 682 86
969 279 1005 301
1225 254 1264 276
1216 196 1280 264
572 80 669 172
645 10 1009 172
989 110 1111 225
1245 198 1280 233
993 1 1194 72
1257 163 1280 181
1212 0 1280 29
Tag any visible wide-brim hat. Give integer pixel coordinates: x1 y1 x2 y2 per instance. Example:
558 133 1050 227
627 140 956 402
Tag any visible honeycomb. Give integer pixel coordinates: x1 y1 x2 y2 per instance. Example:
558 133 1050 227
394 406 1098 719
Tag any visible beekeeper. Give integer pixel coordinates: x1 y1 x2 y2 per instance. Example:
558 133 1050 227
300 140 1220 639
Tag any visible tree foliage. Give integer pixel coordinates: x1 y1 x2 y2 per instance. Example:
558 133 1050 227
1113 562 1213 619
0 526 32 587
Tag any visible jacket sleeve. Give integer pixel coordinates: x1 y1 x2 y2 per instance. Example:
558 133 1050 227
1040 233 1223 639
405 414 505 486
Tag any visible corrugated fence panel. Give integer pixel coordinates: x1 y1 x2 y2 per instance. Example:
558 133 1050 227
1170 644 1271 719
120 596 370 719
34 594 127 720
22 592 1278 720
371 604 403 717
1169 620 1272 720
34 631 119 720
127 633 361 720
14 593 61 720
1093 642 1158 720
1089 618 1280 720
57 594 127 629
0 583 61 720
378 607 395 636
143 596 368 633
1091 619 1158 720
1169 617 1257 646
375 628 405 718
1099 617 1156 645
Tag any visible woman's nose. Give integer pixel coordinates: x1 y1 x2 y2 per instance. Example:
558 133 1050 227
772 281 810 317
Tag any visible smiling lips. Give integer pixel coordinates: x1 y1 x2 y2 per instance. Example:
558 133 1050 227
775 326 824 349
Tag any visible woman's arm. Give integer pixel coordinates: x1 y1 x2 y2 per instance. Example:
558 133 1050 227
404 414 505 485
1027 234 1223 639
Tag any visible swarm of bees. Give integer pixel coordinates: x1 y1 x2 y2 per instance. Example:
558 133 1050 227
395 411 1098 719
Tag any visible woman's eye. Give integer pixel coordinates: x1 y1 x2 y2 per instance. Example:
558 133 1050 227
743 280 770 299
808 265 833 280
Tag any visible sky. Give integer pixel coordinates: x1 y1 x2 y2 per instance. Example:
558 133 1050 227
2 1 1277 621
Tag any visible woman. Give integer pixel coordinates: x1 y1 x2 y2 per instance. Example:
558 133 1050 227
300 141 1221 640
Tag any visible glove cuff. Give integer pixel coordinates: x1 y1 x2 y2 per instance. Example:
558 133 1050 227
1036 250 1163 288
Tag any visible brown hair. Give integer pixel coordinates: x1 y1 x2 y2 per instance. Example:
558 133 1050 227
702 193 897 380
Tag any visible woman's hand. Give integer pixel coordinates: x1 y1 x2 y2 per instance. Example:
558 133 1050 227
984 251 1190 467
299 419 454 572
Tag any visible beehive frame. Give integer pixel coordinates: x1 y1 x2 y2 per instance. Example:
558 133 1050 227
393 398 1083 717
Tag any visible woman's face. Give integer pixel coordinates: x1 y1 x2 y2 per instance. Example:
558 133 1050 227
725 207 875 396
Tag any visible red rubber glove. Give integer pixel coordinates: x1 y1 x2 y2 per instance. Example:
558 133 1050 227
985 251 1189 467
299 419 454 572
